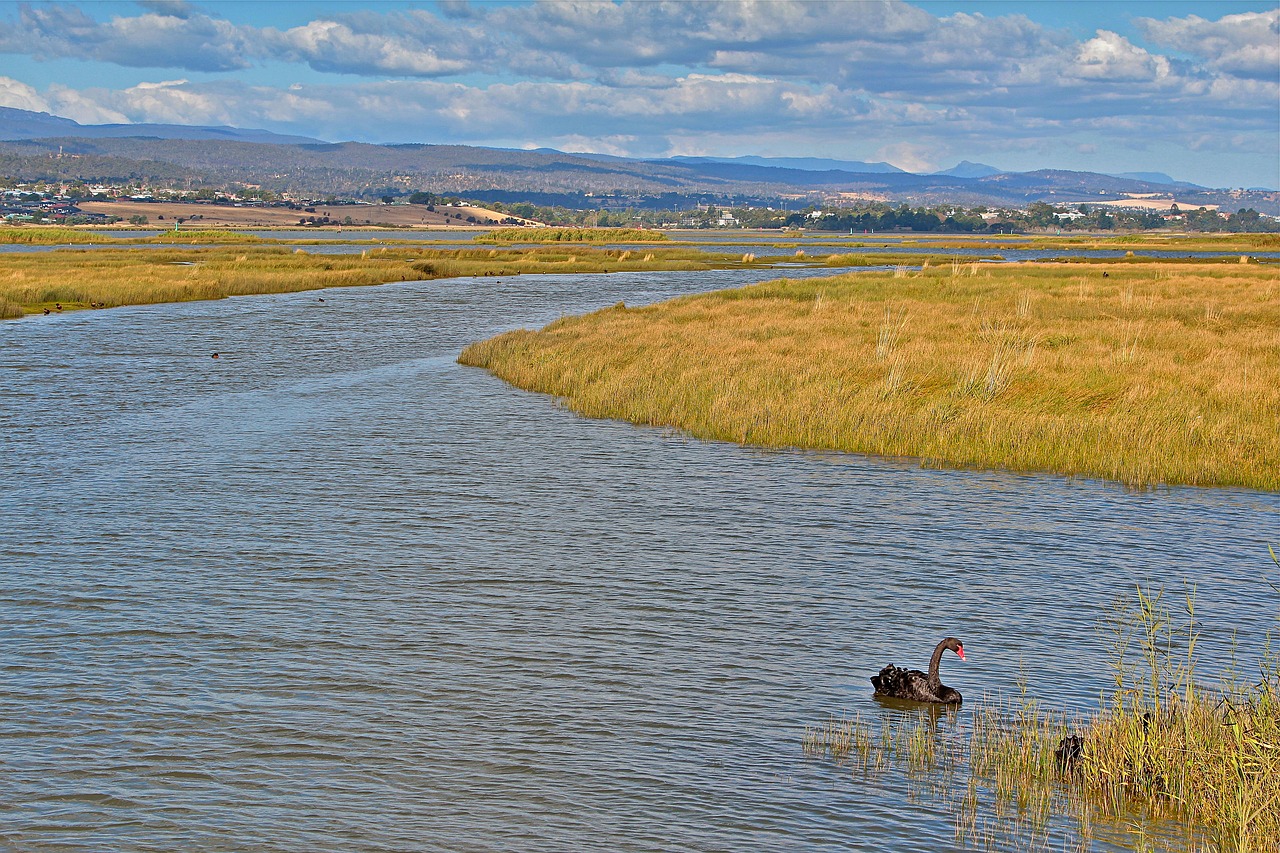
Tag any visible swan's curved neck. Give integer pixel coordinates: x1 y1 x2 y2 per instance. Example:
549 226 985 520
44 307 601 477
927 640 948 688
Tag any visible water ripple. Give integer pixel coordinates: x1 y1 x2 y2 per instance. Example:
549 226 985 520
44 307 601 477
2 268 1277 851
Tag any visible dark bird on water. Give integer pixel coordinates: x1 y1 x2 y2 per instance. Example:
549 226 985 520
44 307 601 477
871 637 965 704
1055 734 1084 772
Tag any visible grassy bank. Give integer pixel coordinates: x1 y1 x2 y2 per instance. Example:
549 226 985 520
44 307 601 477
459 259 1280 491
0 226 275 245
0 226 124 245
805 564 1280 851
801 234 1280 254
0 245 731 316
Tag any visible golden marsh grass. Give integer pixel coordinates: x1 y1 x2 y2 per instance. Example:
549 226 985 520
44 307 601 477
460 260 1280 490
0 226 269 245
820 234 1280 254
0 245 731 316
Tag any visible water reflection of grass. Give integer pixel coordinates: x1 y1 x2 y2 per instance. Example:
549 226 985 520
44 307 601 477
460 259 1280 491
805 561 1280 852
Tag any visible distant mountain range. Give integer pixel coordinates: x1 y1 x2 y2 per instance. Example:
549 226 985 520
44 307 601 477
1107 171 1189 187
669 155 905 174
2 108 1275 212
933 161 1002 179
0 106 322 146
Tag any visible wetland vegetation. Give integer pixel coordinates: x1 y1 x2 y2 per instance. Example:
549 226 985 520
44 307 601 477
7 221 1277 851
0 244 745 317
10 225 1279 495
460 256 1280 491
806 564 1280 852
0 226 269 245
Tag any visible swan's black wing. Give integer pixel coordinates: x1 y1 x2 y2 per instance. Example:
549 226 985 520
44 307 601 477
871 664 899 693
872 665 929 698
872 665 960 704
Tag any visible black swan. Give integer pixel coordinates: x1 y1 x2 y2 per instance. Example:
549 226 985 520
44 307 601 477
1055 734 1084 772
871 637 965 704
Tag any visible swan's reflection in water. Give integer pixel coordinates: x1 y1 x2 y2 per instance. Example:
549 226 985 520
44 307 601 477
871 694 964 721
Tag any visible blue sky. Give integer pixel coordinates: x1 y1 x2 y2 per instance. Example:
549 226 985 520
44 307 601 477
1 1 1277 187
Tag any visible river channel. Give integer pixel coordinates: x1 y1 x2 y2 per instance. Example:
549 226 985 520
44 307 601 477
2 268 1277 851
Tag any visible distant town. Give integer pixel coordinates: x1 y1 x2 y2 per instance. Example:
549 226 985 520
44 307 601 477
2 179 1276 233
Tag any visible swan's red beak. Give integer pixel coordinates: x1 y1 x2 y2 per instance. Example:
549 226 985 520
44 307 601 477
956 647 965 661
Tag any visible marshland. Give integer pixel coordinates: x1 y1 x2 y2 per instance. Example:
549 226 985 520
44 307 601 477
0 241 758 318
805 575 1280 852
3 226 1278 852
461 257 1280 491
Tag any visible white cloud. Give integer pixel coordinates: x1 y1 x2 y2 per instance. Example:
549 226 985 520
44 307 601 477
0 3 254 72
0 76 129 124
1069 31 1172 83
270 19 472 77
876 142 936 173
135 1 198 19
1138 10 1280 80
132 79 191 91
0 76 50 112
0 3 1274 187
44 85 131 124
545 134 638 157
498 0 935 69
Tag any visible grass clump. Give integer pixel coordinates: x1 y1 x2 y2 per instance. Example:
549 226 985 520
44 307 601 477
1076 574 1280 850
459 260 1280 491
138 229 268 244
0 226 121 245
0 226 270 246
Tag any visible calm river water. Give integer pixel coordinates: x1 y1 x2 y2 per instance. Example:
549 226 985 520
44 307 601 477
2 269 1277 852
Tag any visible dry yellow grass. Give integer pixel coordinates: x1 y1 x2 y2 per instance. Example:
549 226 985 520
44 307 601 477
461 260 1280 490
0 247 422 311
0 245 728 316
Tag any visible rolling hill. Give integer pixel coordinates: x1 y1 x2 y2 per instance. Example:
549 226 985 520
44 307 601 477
2 108 1274 213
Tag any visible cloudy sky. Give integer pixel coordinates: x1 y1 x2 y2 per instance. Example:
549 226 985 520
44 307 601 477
1 1 1277 187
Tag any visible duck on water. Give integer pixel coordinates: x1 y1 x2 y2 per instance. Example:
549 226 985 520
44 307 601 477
872 637 965 704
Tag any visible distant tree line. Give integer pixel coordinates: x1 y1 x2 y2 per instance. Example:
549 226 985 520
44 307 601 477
480 200 1278 233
